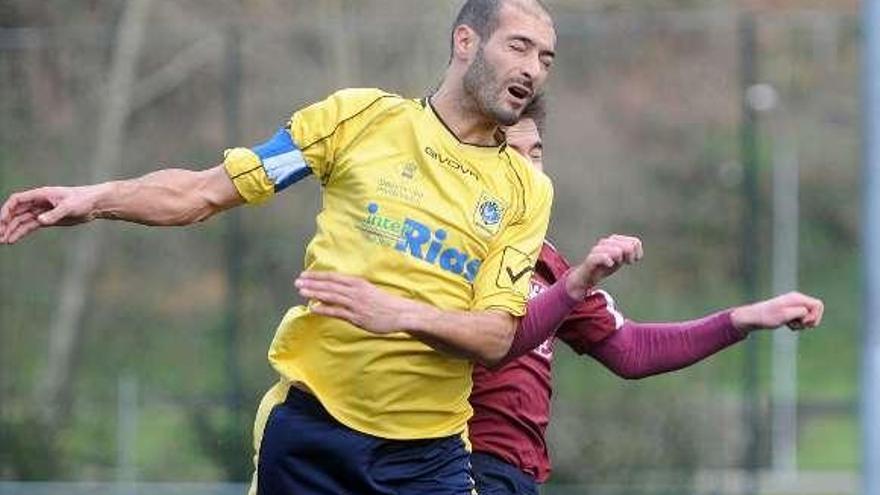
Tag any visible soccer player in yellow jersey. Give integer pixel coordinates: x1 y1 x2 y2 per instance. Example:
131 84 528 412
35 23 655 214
0 0 558 493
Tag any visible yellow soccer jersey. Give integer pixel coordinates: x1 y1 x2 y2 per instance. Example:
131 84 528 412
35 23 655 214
224 88 553 440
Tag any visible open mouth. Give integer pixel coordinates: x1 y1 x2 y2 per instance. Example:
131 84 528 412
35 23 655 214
507 84 531 102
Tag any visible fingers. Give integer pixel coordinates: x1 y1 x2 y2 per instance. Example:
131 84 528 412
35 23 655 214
592 243 624 266
586 252 616 269
297 270 362 287
1 188 52 225
787 320 805 331
0 191 30 227
296 273 372 329
804 295 824 327
295 271 403 334
298 286 354 307
1 194 39 243
798 295 824 328
1 207 50 244
1 187 70 244
36 202 72 226
577 234 644 288
295 277 357 306
779 292 825 328
593 235 643 265
3 211 43 244
609 234 644 262
0 197 18 230
309 302 360 325
779 306 809 329
772 292 825 331
587 235 643 267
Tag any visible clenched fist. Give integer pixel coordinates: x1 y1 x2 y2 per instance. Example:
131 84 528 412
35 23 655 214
565 234 643 299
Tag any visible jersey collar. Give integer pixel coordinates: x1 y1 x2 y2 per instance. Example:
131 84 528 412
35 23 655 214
422 97 509 153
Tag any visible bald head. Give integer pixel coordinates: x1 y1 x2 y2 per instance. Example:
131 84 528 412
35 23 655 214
433 0 556 141
450 0 553 56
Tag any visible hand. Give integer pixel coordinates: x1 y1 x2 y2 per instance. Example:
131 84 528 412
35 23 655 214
566 234 643 299
0 185 103 244
295 271 414 334
730 291 825 333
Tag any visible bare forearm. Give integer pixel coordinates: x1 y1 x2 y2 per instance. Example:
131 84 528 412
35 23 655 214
295 271 519 366
398 302 517 367
0 163 243 244
93 166 241 226
409 332 473 361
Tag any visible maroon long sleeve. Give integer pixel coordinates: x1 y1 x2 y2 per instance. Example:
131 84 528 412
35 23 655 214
502 271 579 363
502 273 747 374
470 241 750 484
586 311 747 379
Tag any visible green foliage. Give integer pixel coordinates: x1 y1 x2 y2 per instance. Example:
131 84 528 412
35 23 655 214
0 414 62 479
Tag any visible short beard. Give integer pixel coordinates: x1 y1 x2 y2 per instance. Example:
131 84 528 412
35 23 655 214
462 45 520 126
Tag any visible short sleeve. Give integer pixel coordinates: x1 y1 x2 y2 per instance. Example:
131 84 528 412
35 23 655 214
223 126 310 204
471 172 554 317
290 88 397 182
223 88 396 203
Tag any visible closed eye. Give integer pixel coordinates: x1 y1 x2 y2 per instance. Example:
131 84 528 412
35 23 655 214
509 39 528 52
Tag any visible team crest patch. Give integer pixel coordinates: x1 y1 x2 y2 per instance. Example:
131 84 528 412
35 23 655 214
473 192 506 237
495 246 534 297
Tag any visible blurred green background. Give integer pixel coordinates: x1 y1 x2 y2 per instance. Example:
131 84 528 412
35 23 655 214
0 0 861 493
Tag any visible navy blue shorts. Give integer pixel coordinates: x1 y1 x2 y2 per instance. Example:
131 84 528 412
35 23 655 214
471 452 539 495
257 387 474 495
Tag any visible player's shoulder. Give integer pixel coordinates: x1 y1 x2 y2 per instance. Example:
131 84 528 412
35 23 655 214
291 88 418 144
320 87 413 116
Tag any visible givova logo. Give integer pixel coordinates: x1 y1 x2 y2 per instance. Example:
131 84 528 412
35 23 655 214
358 203 482 283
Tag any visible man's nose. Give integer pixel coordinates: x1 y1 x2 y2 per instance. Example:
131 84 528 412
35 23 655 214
520 55 544 84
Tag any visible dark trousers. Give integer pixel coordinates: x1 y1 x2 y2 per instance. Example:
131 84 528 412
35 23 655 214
471 452 539 495
258 387 474 495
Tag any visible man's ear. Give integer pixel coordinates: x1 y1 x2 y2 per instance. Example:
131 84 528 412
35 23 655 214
451 24 480 62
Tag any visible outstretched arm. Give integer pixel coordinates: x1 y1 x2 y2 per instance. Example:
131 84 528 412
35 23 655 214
585 292 825 379
0 164 243 244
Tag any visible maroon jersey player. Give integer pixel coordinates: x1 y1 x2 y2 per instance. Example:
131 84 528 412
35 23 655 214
293 98 825 495
464 99 823 494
